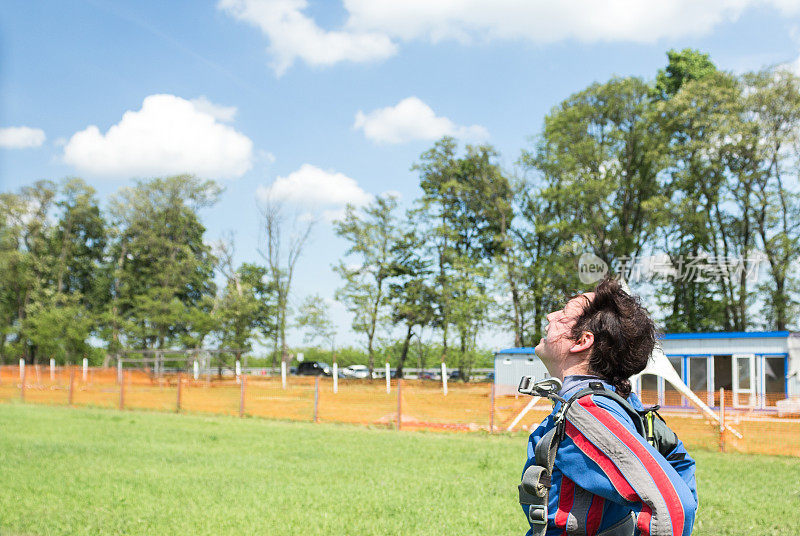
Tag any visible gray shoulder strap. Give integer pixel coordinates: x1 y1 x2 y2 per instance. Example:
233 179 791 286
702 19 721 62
519 427 561 536
534 426 560 474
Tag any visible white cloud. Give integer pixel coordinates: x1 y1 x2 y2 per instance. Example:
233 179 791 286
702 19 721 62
63 94 253 179
257 163 372 221
189 96 237 122
354 97 488 144
0 126 46 148
218 0 397 76
222 0 800 73
343 0 800 45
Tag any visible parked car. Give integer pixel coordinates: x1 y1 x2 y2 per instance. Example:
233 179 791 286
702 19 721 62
297 361 332 376
418 370 439 381
341 364 370 379
371 368 399 379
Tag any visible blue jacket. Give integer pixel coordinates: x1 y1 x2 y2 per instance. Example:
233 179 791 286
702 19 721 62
522 376 698 536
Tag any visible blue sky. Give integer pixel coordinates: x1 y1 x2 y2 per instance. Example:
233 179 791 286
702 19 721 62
2 0 800 349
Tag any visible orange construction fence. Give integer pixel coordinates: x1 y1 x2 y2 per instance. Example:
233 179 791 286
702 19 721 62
1 365 798 457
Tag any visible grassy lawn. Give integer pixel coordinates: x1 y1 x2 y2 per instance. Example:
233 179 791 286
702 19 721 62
0 403 798 535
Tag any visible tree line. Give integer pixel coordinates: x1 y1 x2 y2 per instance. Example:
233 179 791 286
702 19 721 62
2 49 799 378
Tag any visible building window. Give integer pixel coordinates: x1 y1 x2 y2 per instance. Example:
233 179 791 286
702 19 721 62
763 356 786 406
664 356 683 406
640 373 659 405
688 356 709 404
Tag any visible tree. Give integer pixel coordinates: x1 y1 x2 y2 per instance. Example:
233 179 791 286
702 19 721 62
0 179 109 364
50 178 107 303
213 274 261 367
654 71 756 331
23 290 94 364
387 229 434 378
413 139 511 376
212 238 267 367
296 294 336 357
334 194 400 375
500 178 573 345
107 176 220 350
258 196 313 369
655 48 718 100
0 181 57 363
238 262 277 350
527 76 667 269
746 69 800 330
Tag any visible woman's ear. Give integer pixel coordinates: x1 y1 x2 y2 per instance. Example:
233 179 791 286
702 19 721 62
569 331 594 353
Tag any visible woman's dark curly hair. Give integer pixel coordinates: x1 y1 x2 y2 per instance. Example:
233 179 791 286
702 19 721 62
566 276 658 397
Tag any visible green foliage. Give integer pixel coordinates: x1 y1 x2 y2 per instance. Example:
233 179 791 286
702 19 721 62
0 179 107 363
527 76 666 266
412 138 511 374
655 48 718 99
23 290 94 364
108 175 220 349
334 194 401 372
295 294 336 350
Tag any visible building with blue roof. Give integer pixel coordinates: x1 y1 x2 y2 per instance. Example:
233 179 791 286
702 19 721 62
494 331 800 408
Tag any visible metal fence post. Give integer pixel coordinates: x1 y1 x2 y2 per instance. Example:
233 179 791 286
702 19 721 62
396 379 402 431
119 370 125 410
239 374 246 418
313 376 319 423
176 373 182 413
719 387 725 452
490 381 495 434
68 366 75 405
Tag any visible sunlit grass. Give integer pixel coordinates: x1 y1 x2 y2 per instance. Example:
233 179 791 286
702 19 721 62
0 404 797 535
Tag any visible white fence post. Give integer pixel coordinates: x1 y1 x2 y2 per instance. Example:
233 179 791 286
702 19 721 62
235 359 241 383
117 358 123 384
333 363 338 394
386 362 391 394
441 362 448 396
82 357 88 382
50 358 56 381
281 361 287 389
193 359 199 380
19 358 25 380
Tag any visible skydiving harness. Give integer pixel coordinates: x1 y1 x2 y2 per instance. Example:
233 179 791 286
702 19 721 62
517 377 680 536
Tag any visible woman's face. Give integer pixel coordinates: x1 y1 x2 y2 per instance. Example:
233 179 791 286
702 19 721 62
534 292 594 367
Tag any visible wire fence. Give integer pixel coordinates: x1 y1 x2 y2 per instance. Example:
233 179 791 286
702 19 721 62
1 365 798 457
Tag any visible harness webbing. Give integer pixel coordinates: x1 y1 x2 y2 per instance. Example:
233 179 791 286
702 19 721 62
519 379 645 536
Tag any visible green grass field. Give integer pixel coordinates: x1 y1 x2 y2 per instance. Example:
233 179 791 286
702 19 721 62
0 404 798 536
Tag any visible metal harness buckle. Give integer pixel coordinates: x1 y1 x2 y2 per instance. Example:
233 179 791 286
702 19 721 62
528 505 547 525
518 376 563 398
